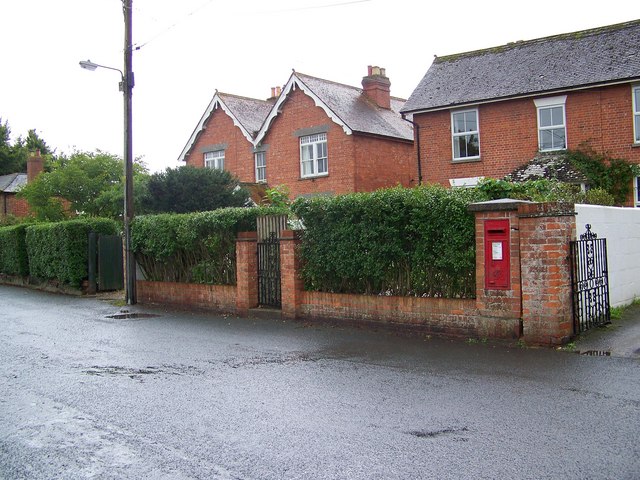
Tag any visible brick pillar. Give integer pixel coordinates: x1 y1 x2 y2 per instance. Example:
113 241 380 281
517 203 576 345
280 229 303 319
236 231 258 315
469 200 526 337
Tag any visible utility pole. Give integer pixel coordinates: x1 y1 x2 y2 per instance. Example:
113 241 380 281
123 0 136 304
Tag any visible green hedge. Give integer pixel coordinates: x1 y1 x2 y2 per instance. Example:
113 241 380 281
131 206 287 284
0 224 30 276
26 218 119 286
291 185 486 298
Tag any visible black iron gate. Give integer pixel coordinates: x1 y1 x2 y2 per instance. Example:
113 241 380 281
256 215 287 308
257 232 281 307
570 224 610 334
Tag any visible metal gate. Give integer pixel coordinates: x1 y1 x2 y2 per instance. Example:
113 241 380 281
88 233 124 293
257 215 287 308
570 224 610 334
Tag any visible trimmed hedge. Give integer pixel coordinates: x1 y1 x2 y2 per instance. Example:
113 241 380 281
291 185 487 298
0 224 30 276
26 218 120 287
131 206 287 284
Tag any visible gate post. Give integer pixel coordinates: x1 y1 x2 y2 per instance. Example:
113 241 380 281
236 231 258 316
280 230 303 319
469 200 524 338
517 202 576 345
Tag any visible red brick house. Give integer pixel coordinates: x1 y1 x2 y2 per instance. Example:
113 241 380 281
0 151 44 219
401 20 640 205
179 67 415 198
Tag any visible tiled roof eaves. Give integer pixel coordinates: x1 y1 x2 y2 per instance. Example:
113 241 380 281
178 92 269 162
401 77 640 115
254 73 353 146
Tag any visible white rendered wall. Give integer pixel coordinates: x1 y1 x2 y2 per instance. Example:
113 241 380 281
575 204 640 307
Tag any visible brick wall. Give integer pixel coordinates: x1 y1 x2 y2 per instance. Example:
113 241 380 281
260 88 357 197
416 84 640 189
185 107 255 183
136 205 578 346
137 280 236 312
353 134 415 191
472 205 523 322
235 231 258 315
517 203 575 345
1 193 31 218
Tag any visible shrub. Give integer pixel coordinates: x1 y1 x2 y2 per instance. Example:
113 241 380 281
0 224 30 276
291 185 486 298
131 206 287 284
25 218 119 286
144 166 249 213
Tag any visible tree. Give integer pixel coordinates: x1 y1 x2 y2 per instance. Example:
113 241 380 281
0 119 53 175
0 118 24 175
144 166 249 213
17 150 149 221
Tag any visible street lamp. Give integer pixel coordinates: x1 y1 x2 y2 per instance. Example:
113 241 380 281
79 0 136 305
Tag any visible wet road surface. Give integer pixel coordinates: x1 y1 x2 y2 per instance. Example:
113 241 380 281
1 285 639 479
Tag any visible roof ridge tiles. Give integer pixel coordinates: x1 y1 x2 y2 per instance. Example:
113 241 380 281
435 18 640 63
217 92 272 104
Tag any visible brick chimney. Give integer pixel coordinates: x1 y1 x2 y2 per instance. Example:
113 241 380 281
27 150 44 182
362 65 391 109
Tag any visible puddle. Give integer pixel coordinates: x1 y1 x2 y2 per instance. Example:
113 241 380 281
82 364 203 379
105 313 160 320
407 427 469 439
221 352 316 368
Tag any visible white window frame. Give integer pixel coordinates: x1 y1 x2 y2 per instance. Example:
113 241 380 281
300 132 328 178
534 96 567 152
635 176 640 208
204 150 225 170
451 109 480 160
633 85 640 144
255 151 266 183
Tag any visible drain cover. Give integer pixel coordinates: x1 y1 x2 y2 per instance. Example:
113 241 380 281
105 313 160 319
580 350 611 356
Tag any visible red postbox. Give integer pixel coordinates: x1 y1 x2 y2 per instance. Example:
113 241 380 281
484 219 510 290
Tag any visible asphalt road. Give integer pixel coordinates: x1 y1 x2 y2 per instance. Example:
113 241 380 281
1 285 639 479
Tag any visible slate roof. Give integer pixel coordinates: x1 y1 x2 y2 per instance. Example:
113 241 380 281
289 72 413 141
402 20 640 114
217 93 273 136
0 173 27 193
179 92 273 162
504 153 587 184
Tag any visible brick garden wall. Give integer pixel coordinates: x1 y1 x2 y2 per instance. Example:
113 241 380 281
137 280 236 312
136 202 579 345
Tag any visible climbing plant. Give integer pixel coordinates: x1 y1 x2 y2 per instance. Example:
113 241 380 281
567 149 640 205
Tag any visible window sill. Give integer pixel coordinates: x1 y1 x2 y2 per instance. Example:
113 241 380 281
451 157 481 164
632 143 640 148
300 173 329 180
538 148 567 153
